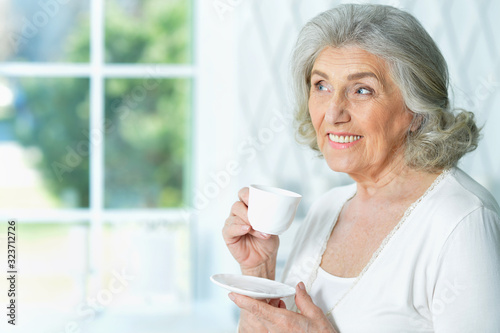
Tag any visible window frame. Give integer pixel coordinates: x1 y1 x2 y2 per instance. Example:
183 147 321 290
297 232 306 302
0 0 196 295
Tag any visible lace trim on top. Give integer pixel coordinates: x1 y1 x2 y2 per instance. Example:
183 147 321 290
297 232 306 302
305 169 451 318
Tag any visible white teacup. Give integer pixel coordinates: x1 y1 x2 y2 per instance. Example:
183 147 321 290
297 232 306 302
247 185 302 235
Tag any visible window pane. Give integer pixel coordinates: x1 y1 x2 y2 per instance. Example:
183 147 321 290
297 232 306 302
5 222 88 332
0 77 90 208
105 0 191 63
0 0 90 62
75 220 190 332
104 78 190 208
101 220 190 308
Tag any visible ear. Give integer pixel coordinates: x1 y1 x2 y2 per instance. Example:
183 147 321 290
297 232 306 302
409 113 423 133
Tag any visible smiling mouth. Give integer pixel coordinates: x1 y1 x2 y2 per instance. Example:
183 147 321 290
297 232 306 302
328 134 362 143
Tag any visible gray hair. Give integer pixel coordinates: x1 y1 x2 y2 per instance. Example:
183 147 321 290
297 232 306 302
291 4 479 172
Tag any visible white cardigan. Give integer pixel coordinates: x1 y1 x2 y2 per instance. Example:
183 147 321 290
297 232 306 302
281 168 500 332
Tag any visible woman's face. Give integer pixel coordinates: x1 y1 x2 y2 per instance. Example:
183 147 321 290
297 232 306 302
308 46 414 180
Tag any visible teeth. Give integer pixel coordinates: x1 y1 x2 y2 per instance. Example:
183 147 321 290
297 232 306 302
328 134 361 143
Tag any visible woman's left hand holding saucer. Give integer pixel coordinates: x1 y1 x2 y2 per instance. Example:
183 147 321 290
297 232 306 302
229 282 337 333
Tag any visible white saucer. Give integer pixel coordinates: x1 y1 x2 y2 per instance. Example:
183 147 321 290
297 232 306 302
210 273 296 299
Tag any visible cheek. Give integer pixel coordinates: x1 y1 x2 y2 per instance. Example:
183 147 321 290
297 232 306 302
386 111 413 140
308 99 322 132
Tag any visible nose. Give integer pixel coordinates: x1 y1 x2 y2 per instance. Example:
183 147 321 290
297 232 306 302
324 91 350 124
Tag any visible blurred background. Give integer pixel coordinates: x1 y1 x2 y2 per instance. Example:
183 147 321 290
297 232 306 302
0 0 498 332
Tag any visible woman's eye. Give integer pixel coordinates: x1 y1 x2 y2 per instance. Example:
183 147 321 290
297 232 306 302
315 82 328 91
356 87 372 95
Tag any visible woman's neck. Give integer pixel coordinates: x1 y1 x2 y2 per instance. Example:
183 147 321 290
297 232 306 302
350 164 442 203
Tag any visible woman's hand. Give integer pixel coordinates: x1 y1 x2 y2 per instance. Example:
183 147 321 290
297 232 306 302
237 298 287 333
223 187 280 278
230 282 338 333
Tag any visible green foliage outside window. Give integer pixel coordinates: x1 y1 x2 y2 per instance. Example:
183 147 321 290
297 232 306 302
10 0 191 208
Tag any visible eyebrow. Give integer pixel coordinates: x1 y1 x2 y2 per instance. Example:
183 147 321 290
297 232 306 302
310 69 329 79
310 70 379 82
347 72 378 81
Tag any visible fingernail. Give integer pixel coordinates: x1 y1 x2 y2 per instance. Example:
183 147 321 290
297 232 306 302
228 293 236 301
241 225 250 231
298 282 305 290
260 232 270 238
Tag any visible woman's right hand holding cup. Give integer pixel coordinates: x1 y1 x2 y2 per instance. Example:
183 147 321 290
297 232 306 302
222 187 279 279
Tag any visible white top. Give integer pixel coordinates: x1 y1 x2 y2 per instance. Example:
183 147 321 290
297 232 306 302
309 267 355 313
281 168 500 332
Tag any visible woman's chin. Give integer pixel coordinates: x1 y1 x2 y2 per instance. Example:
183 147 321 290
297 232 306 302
324 159 357 174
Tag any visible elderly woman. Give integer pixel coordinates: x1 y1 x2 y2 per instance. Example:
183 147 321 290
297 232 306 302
222 4 500 332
